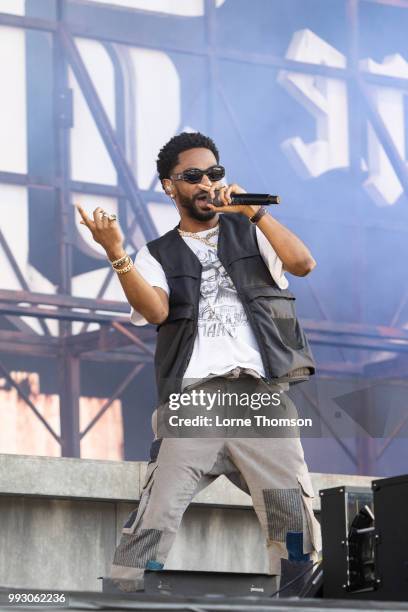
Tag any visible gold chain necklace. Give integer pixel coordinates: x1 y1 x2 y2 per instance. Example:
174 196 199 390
178 226 219 248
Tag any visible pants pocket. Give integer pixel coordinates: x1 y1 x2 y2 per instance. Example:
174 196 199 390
122 462 158 535
297 472 322 553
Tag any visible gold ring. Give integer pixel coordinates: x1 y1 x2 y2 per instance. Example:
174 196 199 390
108 214 117 221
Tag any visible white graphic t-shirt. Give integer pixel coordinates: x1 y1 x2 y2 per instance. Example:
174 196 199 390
130 224 288 384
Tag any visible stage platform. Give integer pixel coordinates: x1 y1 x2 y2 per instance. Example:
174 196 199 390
0 454 377 593
1 587 408 612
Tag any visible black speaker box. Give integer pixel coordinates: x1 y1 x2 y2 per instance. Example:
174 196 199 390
320 485 376 599
372 474 408 601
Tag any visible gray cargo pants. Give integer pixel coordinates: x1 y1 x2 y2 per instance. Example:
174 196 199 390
110 373 322 584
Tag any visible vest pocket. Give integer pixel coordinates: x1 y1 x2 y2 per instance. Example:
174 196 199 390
245 285 296 300
245 285 304 350
165 304 194 323
157 304 194 331
274 317 305 350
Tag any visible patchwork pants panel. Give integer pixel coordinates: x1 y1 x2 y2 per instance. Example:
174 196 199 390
225 435 322 574
110 438 225 581
110 377 321 580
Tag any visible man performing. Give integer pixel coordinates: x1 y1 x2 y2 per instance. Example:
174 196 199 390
77 131 322 592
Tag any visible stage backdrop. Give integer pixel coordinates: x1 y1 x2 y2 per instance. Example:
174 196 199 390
0 0 407 475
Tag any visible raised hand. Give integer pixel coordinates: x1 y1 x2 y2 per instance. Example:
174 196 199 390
76 204 125 261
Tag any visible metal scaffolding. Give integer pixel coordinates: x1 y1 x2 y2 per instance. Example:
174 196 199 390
0 0 407 469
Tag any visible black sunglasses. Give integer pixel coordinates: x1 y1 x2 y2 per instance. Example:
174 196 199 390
170 164 225 184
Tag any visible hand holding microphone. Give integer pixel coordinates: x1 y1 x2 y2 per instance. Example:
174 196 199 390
197 182 280 219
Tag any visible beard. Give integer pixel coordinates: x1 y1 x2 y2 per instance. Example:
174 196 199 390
178 192 217 222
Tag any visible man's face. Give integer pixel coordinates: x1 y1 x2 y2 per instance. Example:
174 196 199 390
167 147 222 222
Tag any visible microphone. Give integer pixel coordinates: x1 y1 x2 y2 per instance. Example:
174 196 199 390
207 192 280 206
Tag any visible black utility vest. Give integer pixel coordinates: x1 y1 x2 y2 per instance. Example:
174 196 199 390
147 214 315 404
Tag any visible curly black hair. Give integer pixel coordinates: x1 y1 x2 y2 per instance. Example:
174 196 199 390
156 132 219 181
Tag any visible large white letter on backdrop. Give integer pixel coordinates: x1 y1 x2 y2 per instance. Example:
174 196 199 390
360 54 408 207
71 44 182 315
277 29 349 178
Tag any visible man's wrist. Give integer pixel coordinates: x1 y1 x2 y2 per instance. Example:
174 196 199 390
248 206 268 225
106 246 126 262
241 204 261 219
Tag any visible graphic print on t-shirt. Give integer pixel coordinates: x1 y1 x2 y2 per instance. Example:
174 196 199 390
195 247 248 338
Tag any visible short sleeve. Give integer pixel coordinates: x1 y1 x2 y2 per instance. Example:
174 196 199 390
130 245 169 326
255 226 289 290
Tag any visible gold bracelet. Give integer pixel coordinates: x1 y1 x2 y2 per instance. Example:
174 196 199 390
115 260 133 275
110 253 129 268
111 255 131 270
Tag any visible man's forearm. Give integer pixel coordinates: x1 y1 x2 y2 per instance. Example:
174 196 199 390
245 211 316 276
118 266 169 324
107 246 168 324
200 184 316 276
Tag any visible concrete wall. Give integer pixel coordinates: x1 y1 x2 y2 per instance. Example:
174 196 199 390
0 454 376 591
